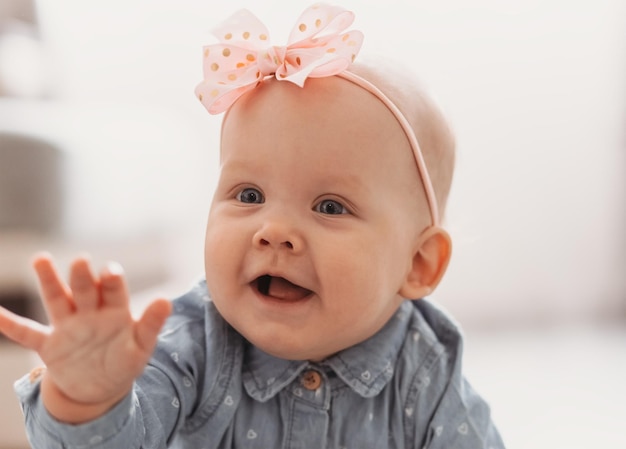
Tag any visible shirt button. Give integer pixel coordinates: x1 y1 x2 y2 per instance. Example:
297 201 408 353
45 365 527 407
300 370 322 390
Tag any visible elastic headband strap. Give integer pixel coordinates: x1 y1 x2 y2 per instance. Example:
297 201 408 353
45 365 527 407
337 71 439 226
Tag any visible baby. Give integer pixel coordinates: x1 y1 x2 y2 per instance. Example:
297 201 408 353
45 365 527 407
0 4 505 448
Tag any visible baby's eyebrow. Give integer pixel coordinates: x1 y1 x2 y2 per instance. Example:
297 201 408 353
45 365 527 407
219 160 369 196
218 158 258 173
318 173 368 192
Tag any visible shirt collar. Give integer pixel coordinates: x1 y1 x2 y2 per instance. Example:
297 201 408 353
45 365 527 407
242 301 413 400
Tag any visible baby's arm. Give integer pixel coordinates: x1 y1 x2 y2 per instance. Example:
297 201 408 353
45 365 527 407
0 253 172 424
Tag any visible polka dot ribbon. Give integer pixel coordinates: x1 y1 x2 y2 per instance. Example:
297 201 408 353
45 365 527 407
195 3 364 114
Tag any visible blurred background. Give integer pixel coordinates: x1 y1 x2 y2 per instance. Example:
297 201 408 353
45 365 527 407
0 0 624 448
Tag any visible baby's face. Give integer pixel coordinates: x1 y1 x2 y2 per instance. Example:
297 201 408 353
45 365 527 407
204 76 427 361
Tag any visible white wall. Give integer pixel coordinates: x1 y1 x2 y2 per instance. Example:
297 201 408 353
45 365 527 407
24 0 626 326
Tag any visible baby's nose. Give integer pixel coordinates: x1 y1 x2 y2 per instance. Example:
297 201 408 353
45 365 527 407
253 220 304 253
258 237 294 250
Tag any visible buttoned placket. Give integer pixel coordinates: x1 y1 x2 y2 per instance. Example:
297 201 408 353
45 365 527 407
286 366 331 449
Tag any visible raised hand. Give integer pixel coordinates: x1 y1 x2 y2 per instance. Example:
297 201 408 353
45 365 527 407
0 253 172 423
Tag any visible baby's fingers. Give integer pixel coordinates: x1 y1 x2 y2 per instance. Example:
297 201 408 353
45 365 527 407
135 299 172 354
0 306 48 351
69 257 99 311
99 262 129 308
32 253 74 323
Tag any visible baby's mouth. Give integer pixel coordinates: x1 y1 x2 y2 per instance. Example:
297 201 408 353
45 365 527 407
255 275 312 302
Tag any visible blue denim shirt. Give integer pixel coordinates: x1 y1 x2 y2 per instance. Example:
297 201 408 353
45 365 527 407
15 280 505 448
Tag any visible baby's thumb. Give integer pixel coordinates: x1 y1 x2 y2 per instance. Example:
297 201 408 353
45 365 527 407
135 298 172 354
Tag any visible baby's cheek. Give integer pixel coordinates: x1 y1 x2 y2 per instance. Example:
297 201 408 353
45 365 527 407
204 230 229 282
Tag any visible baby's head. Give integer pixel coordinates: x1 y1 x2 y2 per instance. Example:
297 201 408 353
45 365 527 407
198 4 455 361
347 59 456 221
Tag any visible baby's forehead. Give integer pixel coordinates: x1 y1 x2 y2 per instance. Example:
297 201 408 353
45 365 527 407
224 74 425 189
231 75 415 154
227 75 400 138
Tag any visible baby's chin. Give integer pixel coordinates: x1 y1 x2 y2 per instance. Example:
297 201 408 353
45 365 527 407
240 328 339 362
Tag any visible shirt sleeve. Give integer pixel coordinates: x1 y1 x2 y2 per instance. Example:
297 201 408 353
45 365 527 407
14 373 156 449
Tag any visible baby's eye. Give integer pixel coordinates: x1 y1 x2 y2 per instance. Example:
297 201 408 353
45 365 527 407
315 199 348 215
236 187 264 204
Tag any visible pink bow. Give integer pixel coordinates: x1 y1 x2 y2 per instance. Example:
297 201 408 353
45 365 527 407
195 3 364 114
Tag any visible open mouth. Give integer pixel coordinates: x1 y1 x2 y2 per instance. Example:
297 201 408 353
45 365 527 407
254 275 313 302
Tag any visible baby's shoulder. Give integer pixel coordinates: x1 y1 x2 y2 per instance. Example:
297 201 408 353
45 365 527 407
154 279 242 363
395 299 465 387
409 299 464 353
165 279 226 330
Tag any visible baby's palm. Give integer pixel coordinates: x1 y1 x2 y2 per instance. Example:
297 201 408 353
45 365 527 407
0 254 171 406
38 299 155 404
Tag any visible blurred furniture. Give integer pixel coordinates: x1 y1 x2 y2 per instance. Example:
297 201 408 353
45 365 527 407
0 133 60 448
0 132 64 232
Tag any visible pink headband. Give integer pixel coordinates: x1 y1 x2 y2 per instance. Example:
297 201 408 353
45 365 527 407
195 3 439 226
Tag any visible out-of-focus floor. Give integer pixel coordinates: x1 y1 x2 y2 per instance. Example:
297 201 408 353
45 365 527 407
2 321 625 448
462 322 626 449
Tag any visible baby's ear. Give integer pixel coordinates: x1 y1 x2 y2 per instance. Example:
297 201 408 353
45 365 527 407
398 226 452 299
